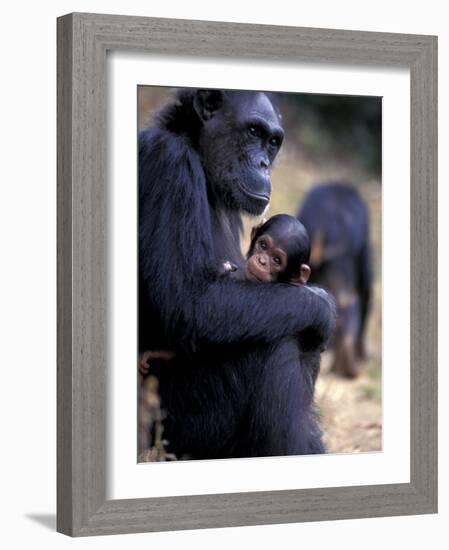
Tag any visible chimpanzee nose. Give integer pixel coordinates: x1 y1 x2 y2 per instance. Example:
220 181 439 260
260 157 269 170
258 255 267 266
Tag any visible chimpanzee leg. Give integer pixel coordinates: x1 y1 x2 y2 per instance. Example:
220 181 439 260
357 291 370 359
243 339 324 457
356 240 372 359
149 342 324 460
331 302 361 378
152 353 250 461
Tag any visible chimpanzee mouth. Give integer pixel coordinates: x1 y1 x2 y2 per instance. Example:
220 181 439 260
245 264 268 283
239 183 271 205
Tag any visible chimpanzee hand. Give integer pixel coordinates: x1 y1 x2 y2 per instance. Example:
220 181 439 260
139 350 176 377
300 286 337 352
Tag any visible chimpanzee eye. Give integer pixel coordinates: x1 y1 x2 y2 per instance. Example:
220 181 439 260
258 240 267 250
269 137 280 148
273 257 281 266
248 126 261 138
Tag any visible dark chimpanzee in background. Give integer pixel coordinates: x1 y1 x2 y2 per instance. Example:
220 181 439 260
139 89 336 459
298 182 373 378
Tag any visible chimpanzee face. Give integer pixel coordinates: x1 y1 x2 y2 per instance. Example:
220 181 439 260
194 90 284 216
245 233 288 282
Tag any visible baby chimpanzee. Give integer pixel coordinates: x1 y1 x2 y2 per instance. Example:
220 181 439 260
222 214 328 385
224 214 312 287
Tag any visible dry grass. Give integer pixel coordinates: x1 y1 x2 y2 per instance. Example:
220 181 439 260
316 352 382 453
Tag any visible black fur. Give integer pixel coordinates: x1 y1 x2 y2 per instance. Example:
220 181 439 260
298 182 372 377
139 89 335 458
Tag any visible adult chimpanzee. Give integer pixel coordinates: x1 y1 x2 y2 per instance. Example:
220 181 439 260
298 182 373 378
139 89 335 459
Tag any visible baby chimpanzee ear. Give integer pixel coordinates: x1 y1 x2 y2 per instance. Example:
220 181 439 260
290 264 311 285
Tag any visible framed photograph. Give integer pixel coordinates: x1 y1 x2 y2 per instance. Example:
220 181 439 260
57 12 437 536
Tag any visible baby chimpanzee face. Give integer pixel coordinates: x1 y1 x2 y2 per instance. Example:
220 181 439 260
245 214 312 285
245 233 288 283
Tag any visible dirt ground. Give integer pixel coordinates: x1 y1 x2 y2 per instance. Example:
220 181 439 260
316 350 382 453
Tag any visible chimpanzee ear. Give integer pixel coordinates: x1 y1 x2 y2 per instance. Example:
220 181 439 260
193 89 224 122
290 264 311 285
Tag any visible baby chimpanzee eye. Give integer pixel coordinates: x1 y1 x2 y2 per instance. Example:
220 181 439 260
258 240 267 250
273 257 281 265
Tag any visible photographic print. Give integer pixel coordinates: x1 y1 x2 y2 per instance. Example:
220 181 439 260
137 86 382 462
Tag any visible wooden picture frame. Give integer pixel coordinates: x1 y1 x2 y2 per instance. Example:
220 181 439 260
57 12 438 536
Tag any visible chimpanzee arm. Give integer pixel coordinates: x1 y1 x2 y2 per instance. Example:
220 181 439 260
192 279 335 350
139 129 336 352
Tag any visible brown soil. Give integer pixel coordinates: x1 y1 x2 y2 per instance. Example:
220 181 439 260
316 352 382 453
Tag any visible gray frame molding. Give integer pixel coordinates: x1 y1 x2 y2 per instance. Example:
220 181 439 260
57 12 438 536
